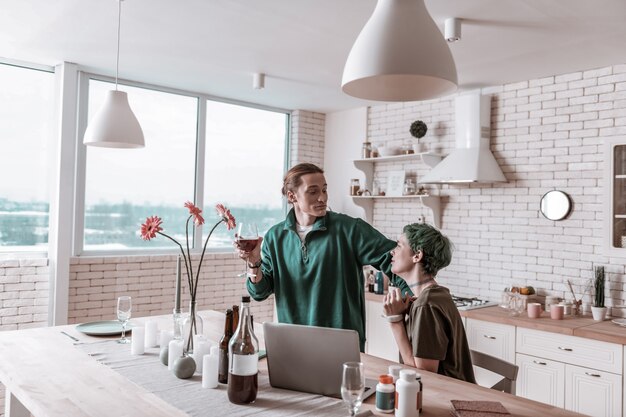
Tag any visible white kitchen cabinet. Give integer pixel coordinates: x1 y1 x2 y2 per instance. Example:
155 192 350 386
516 327 622 374
516 353 565 408
352 153 442 228
365 300 399 362
603 137 626 257
516 327 622 417
565 364 622 417
466 318 515 362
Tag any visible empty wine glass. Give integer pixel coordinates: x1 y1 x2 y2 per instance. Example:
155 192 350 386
236 222 259 279
116 296 132 344
341 361 365 417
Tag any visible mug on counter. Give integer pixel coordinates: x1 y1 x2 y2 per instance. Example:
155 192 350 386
550 304 565 320
527 302 542 319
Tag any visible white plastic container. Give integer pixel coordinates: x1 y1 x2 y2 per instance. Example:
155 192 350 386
395 369 419 417
388 365 402 383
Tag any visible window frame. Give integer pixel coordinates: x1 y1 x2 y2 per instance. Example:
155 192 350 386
74 71 291 257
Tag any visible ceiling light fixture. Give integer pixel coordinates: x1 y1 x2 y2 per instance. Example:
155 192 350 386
253 73 265 90
83 0 144 148
342 0 457 102
445 17 462 43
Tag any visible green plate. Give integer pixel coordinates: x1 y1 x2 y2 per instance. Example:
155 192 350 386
76 320 134 336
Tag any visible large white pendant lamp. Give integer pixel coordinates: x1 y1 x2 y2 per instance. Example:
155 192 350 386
83 0 144 148
342 0 457 102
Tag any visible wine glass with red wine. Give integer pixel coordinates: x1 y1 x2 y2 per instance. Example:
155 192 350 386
236 222 259 278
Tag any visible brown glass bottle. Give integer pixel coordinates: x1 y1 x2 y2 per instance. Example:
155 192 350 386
218 309 233 384
232 304 239 334
227 296 259 404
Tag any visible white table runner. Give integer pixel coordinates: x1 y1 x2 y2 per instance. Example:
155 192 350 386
78 340 346 417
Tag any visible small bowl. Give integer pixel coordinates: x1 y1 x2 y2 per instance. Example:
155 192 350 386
377 146 399 157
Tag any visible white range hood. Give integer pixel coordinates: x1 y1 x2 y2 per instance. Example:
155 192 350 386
419 93 507 184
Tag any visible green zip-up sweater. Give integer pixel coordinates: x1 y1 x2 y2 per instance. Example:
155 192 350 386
247 209 411 351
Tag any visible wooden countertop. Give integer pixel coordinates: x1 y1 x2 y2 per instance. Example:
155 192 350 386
0 310 585 417
367 293 626 345
463 306 626 345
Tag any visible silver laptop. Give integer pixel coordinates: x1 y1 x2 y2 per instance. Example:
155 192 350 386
263 322 376 399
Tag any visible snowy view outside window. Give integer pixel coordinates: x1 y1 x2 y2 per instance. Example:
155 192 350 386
0 63 54 251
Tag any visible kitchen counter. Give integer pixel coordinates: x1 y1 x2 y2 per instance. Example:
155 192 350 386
367 293 626 345
463 306 626 345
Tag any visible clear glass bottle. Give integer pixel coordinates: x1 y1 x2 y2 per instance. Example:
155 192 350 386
227 296 259 404
183 300 203 353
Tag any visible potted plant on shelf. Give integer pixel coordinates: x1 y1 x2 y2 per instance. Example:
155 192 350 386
409 120 428 153
591 266 607 321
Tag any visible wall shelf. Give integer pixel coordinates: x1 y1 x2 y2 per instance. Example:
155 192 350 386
352 153 443 228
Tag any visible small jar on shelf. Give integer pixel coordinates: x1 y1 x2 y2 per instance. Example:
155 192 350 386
361 141 372 159
403 179 416 196
350 179 360 196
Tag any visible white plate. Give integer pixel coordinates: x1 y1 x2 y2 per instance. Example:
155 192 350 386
611 319 626 327
76 320 134 336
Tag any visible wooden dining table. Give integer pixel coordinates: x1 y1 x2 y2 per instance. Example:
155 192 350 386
0 310 584 417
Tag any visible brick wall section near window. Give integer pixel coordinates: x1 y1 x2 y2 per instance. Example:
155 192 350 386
68 254 275 327
0 258 49 330
291 110 326 167
367 63 626 308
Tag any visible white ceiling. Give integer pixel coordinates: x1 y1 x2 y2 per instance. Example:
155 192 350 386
1 0 625 113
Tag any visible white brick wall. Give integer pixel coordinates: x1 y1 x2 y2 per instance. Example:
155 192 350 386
367 63 626 310
0 259 49 330
291 110 326 168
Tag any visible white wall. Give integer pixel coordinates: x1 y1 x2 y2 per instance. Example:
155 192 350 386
324 107 368 218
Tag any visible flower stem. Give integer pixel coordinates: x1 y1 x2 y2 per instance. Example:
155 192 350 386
193 220 224 297
156 231 192 288
184 215 195 297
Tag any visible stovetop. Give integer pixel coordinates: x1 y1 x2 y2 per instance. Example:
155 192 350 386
451 295 498 311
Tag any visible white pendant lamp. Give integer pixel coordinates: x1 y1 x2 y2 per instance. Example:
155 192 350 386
84 0 144 148
342 0 458 102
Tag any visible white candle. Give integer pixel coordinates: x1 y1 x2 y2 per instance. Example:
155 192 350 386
159 330 174 348
131 326 145 355
193 338 211 374
174 255 182 313
202 346 219 388
168 339 184 371
144 320 158 348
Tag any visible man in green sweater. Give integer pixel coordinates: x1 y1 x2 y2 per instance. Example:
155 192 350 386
237 163 410 351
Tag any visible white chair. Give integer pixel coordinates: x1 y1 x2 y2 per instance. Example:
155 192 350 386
470 349 519 395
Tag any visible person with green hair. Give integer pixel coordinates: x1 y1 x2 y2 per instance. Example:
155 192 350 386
383 223 476 383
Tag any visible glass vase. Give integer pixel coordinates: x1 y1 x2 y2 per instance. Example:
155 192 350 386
183 300 203 354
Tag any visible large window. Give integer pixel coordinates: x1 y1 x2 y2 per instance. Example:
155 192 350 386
203 101 287 247
81 77 288 253
0 63 54 251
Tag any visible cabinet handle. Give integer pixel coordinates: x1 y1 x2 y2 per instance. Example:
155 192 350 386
483 335 496 340
585 372 601 378
533 360 547 365
557 346 572 351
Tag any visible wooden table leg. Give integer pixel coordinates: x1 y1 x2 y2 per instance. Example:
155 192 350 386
4 388 30 417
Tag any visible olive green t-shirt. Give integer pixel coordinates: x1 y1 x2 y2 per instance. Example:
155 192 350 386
405 285 476 384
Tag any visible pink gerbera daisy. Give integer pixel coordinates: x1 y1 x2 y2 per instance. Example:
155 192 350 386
184 201 205 225
140 216 163 240
216 204 236 230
